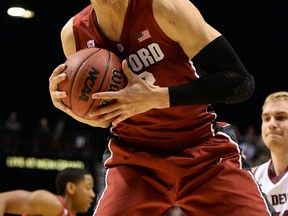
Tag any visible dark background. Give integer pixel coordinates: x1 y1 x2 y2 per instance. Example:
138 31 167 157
0 0 287 215
0 0 91 131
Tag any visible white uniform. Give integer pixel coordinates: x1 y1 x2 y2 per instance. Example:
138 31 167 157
254 159 288 216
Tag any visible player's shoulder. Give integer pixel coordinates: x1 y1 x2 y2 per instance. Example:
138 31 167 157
153 0 196 7
152 0 202 42
32 190 59 200
61 17 73 36
71 3 93 28
32 190 63 213
153 0 196 15
61 18 76 58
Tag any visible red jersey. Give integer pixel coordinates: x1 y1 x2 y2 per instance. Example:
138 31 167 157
72 0 217 152
55 196 75 216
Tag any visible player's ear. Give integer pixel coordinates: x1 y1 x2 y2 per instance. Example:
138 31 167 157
66 182 76 194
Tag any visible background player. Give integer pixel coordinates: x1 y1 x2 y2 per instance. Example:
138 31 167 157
0 167 95 216
49 0 275 215
252 91 288 216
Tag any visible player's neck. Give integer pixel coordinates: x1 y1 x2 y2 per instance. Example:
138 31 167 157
92 0 128 21
271 153 288 176
92 0 128 41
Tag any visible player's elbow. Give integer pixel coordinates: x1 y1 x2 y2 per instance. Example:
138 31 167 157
226 73 255 104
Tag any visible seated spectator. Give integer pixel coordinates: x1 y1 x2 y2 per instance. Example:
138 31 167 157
3 111 22 154
33 117 52 156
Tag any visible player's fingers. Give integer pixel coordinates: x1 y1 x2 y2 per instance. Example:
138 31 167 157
89 101 119 117
99 109 124 124
92 90 122 99
50 90 67 99
54 100 66 110
49 73 67 91
122 60 136 81
111 112 131 125
49 64 66 81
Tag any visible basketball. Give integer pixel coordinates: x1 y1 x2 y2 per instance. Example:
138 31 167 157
58 48 127 119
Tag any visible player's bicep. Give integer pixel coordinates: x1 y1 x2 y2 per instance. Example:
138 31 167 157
153 0 221 58
28 190 63 214
61 17 76 58
4 190 43 213
5 190 62 215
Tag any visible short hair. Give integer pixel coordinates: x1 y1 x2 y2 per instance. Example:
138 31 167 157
55 167 91 195
262 91 288 110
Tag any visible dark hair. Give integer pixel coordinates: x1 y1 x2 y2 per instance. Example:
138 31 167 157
55 167 91 195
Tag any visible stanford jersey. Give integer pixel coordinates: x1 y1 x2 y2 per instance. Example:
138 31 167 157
254 160 288 216
73 1 217 153
72 1 274 215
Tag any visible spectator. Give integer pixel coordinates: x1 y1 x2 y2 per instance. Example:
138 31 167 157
240 125 260 164
4 111 22 132
33 117 52 155
252 91 288 215
3 111 22 154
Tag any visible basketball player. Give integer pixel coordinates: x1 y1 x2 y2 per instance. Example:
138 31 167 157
252 91 288 216
49 0 275 215
0 167 95 216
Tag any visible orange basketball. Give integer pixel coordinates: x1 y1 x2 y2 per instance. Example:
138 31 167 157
58 48 127 119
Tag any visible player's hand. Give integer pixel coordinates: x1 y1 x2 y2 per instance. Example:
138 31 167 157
49 64 110 128
90 60 170 125
49 64 68 111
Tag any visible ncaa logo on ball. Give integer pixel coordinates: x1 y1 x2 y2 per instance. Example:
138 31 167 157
78 66 125 106
79 66 100 102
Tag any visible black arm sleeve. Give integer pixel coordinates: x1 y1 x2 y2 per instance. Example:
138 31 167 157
168 35 255 106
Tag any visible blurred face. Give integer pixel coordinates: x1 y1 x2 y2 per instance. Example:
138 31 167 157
261 100 288 153
73 174 95 213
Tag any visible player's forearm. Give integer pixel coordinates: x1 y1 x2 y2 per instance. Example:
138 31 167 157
169 35 254 106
